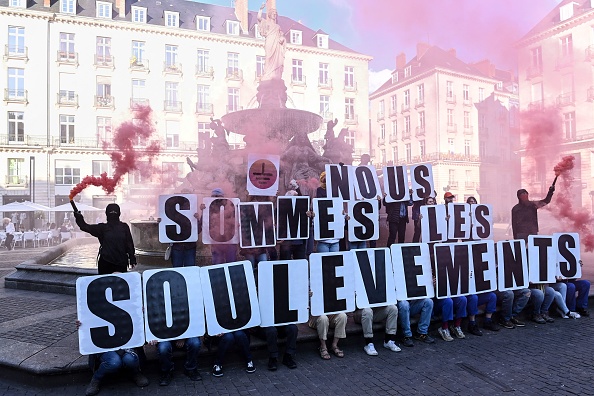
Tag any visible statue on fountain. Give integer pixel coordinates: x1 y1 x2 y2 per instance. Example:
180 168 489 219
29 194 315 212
210 117 230 156
322 119 354 165
281 132 331 183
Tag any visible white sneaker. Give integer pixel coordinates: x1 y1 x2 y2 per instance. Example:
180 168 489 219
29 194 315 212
568 311 581 319
383 340 402 352
451 326 466 339
437 327 454 342
364 343 378 356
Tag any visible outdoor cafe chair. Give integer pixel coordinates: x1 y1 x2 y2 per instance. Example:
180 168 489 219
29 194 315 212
23 231 36 248
60 232 71 243
37 231 50 247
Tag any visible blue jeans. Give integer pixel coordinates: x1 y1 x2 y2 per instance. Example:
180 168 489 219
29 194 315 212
157 337 201 372
214 330 252 365
171 247 196 267
398 298 433 337
211 244 237 264
316 241 339 252
569 280 590 311
497 289 530 321
434 296 467 322
530 286 555 314
93 350 140 381
467 292 497 316
348 241 367 250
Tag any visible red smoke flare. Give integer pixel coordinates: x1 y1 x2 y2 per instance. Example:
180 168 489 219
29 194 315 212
549 156 594 252
69 106 160 200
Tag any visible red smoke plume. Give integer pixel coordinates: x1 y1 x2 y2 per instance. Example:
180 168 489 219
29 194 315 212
69 106 160 200
549 156 594 252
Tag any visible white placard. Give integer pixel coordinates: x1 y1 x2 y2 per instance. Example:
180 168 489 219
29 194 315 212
496 239 529 291
353 248 397 308
447 203 471 240
246 153 280 196
409 163 434 201
158 194 199 243
313 198 345 241
238 202 276 248
420 204 447 243
347 200 379 242
276 196 310 240
202 197 240 245
471 204 494 240
309 252 355 316
382 165 409 203
350 165 382 200
391 243 434 300
528 235 556 284
554 232 581 279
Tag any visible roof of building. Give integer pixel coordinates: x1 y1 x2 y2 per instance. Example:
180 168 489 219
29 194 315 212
3 0 361 55
371 45 508 97
521 0 594 40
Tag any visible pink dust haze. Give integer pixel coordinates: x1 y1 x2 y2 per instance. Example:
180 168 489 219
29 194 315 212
69 106 160 200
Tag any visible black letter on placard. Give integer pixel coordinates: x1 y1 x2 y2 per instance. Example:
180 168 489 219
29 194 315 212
87 276 134 349
240 204 274 247
355 250 387 304
273 264 298 323
277 197 308 239
427 206 443 242
318 199 335 239
452 205 466 239
321 254 347 312
435 244 469 297
164 196 192 241
329 165 351 199
385 166 407 201
354 166 377 199
557 234 578 278
471 243 490 293
209 265 251 330
473 205 491 239
353 201 374 240
400 245 426 298
533 237 552 282
413 165 431 198
502 241 525 289
146 271 190 339
209 199 236 243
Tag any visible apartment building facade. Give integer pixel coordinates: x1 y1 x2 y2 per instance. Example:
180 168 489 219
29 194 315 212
0 0 371 209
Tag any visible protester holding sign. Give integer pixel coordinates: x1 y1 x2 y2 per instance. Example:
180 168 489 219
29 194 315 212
308 312 347 360
279 189 309 260
260 324 298 371
211 330 256 377
511 186 554 241
553 277 590 317
315 172 340 253
549 279 581 319
353 305 400 355
207 188 238 264
383 191 413 246
397 298 435 346
154 337 202 386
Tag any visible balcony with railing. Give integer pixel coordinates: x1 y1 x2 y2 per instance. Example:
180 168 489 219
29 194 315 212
225 68 243 82
320 111 333 122
195 65 214 79
556 92 575 107
344 81 357 93
130 97 149 109
463 96 473 107
54 136 103 148
378 136 385 146
401 130 411 140
415 98 425 108
195 102 213 115
447 123 457 133
129 58 149 72
164 100 182 113
56 92 78 107
95 95 114 109
94 54 114 68
389 107 398 118
465 181 476 188
401 103 410 113
394 151 482 165
3 45 28 61
449 181 459 188
377 111 385 122
163 62 183 75
57 50 78 66
586 45 594 61
463 125 474 135
0 134 45 146
318 77 333 90
389 133 398 143
226 104 244 113
415 126 425 137
3 89 27 104
291 74 306 87
446 94 456 105
526 65 543 79
344 113 358 125
5 174 28 186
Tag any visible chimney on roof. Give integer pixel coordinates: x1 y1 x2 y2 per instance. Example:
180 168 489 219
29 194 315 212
235 0 248 34
472 60 496 78
396 53 406 70
43 0 50 7
447 48 457 58
116 0 125 17
416 42 431 60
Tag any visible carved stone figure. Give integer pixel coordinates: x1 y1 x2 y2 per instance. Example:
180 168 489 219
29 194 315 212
257 2 286 81
281 132 330 182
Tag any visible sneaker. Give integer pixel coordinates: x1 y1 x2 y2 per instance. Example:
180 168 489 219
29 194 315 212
414 332 436 344
568 311 581 319
245 361 256 373
437 328 454 342
541 312 555 323
268 357 278 371
531 314 546 324
184 369 202 381
577 308 590 317
451 326 466 339
467 323 483 336
132 372 149 387
401 337 414 347
159 370 173 386
499 318 515 329
510 317 525 327
282 354 297 369
364 343 379 356
85 378 101 396
383 340 401 352
212 364 223 377
556 307 568 318
483 321 500 332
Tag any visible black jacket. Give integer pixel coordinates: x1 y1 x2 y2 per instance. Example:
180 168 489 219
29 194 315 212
511 188 554 240
75 215 136 267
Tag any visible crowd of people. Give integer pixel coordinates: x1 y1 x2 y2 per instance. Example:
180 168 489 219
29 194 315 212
74 176 591 396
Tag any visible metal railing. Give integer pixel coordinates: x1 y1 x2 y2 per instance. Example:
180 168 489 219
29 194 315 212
94 54 114 67
4 89 27 102
526 66 543 79
415 126 425 136
5 175 27 186
447 123 457 133
389 134 398 143
415 98 425 108
4 45 27 60
556 92 574 107
56 92 78 106
130 98 150 109
226 104 243 113
377 112 385 122
195 102 213 115
446 94 456 104
344 114 358 125
225 68 243 81
57 51 78 64
401 103 410 113
320 111 333 121
163 62 183 74
318 78 332 89
195 65 214 78
130 58 149 71
344 82 357 92
95 95 114 108
291 75 306 86
164 100 182 113
463 96 473 106
463 125 473 135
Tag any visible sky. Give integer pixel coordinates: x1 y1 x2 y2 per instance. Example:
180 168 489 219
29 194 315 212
205 0 563 91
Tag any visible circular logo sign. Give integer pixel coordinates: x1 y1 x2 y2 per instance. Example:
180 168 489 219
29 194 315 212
248 159 277 190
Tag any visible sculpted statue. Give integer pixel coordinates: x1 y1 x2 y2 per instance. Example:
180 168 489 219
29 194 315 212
210 117 229 154
323 126 354 165
258 2 286 81
281 132 330 181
